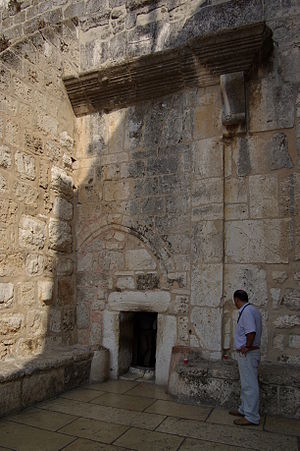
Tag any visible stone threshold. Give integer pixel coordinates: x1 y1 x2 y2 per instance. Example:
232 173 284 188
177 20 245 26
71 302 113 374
0 345 94 418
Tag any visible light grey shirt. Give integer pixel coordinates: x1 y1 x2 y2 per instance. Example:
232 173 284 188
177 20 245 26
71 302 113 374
234 303 262 350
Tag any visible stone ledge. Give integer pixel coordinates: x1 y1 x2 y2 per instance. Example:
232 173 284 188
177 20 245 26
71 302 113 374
0 345 108 418
168 347 300 419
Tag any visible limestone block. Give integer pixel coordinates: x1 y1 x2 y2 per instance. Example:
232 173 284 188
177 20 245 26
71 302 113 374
192 220 223 263
270 288 281 309
288 335 300 349
192 203 223 221
108 290 170 312
90 321 102 346
274 315 300 328
283 289 300 310
192 139 223 180
156 314 177 385
15 151 36 180
14 181 38 205
102 310 120 378
249 75 295 132
49 308 61 333
103 180 132 201
18 282 35 306
53 197 73 221
26 309 47 336
0 314 22 334
220 72 246 126
191 306 222 353
225 178 248 204
0 381 21 416
57 258 73 276
19 215 46 250
49 218 72 252
191 263 223 307
90 348 109 383
116 276 135 290
76 303 90 329
249 175 278 218
225 220 289 263
225 204 248 220
125 249 156 270
224 264 267 306
38 279 54 304
0 199 17 224
22 369 64 407
0 283 14 306
26 254 44 276
269 133 293 170
174 295 189 314
273 334 285 351
51 166 73 197
272 271 288 284
0 174 7 192
177 315 189 343
59 131 74 151
0 145 11 168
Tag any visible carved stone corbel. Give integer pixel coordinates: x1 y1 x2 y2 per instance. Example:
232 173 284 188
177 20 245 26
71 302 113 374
220 71 246 134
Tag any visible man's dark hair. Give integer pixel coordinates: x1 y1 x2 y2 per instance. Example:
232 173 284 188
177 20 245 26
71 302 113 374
234 289 248 303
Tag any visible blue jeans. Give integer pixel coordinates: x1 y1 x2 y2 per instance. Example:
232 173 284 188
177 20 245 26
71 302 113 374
237 350 261 424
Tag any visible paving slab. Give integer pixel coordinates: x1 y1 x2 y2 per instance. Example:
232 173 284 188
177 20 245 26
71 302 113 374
86 380 139 394
63 438 129 450
125 382 172 400
157 416 298 451
264 415 300 436
59 417 129 444
145 399 211 421
60 388 104 402
114 427 184 450
179 438 255 450
90 392 156 411
40 397 165 430
5 407 77 432
207 407 264 430
0 420 74 451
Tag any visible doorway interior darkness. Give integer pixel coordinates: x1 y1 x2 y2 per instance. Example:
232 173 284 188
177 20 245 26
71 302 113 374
118 312 157 376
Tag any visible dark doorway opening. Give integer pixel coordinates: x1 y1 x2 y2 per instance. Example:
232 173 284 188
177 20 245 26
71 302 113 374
118 311 157 376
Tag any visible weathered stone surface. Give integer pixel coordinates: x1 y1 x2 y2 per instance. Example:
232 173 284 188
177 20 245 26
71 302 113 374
249 175 278 218
15 151 36 180
191 264 223 307
116 276 135 290
125 249 156 270
192 139 223 180
0 381 21 416
191 306 222 353
49 219 72 252
224 264 268 306
289 335 300 349
19 216 46 250
51 166 73 197
274 315 300 329
282 289 300 310
225 220 289 263
0 314 22 334
108 290 170 312
53 197 73 221
156 314 177 385
0 173 7 192
136 273 159 290
225 178 247 204
14 181 38 205
57 258 74 276
192 221 223 263
26 254 44 276
0 283 14 306
269 133 293 170
0 145 11 168
272 271 288 284
38 279 54 304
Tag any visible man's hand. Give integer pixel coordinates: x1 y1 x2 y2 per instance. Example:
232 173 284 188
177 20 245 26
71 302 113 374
240 346 249 355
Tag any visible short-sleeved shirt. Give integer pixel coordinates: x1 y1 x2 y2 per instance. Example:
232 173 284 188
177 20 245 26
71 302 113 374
234 303 262 350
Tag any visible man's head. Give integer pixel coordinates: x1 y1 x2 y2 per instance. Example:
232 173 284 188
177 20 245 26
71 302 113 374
233 289 248 309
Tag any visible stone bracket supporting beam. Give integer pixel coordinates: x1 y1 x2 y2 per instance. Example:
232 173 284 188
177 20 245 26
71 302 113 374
64 23 272 117
220 71 246 127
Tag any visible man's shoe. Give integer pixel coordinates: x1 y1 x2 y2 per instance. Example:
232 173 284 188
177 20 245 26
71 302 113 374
229 410 244 417
234 418 259 426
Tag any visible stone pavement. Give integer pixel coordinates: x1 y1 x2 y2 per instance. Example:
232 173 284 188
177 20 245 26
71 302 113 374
0 380 299 451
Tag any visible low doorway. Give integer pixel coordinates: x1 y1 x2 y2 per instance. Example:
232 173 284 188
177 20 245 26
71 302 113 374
119 312 157 376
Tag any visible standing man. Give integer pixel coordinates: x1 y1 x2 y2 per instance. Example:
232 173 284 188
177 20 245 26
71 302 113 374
230 289 262 426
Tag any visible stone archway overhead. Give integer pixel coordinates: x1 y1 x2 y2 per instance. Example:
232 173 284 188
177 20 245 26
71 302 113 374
63 23 272 117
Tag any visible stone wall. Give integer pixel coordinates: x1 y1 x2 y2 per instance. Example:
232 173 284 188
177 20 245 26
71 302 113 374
0 0 299 401
0 19 78 359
